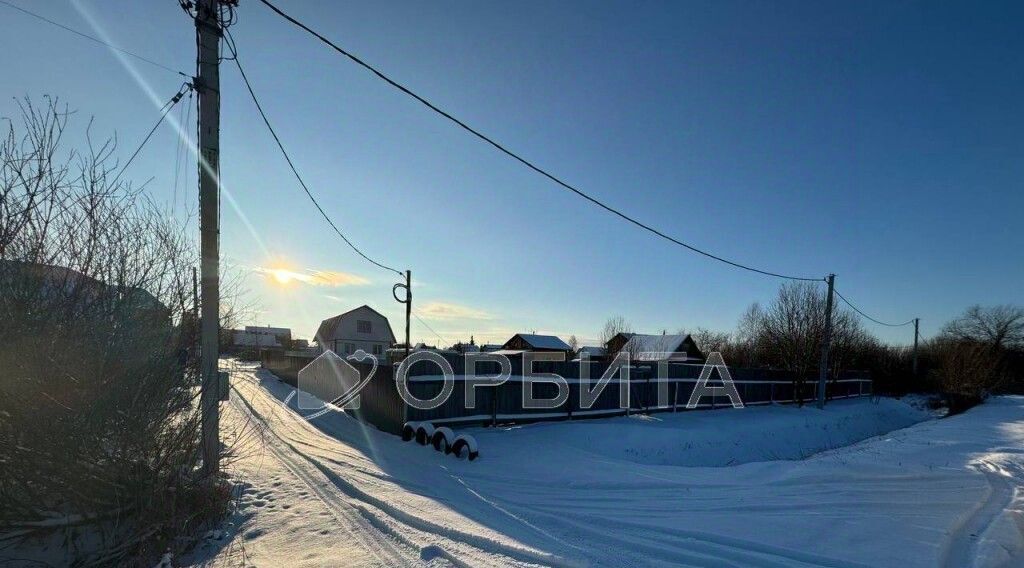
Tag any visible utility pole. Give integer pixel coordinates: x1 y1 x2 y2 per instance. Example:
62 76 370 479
816 273 836 409
405 270 412 356
393 271 412 357
912 318 920 377
196 0 222 477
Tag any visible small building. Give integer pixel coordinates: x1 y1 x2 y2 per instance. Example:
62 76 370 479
232 326 291 349
616 333 705 362
575 345 608 360
480 344 503 352
315 305 396 359
501 333 572 354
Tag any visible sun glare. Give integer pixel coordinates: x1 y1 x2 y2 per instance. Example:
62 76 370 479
272 269 293 285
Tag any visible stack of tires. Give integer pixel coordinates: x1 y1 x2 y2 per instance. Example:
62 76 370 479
401 422 478 461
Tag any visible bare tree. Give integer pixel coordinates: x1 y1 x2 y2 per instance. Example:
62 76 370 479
683 327 731 355
567 334 579 354
600 315 632 353
942 305 1024 351
736 283 866 404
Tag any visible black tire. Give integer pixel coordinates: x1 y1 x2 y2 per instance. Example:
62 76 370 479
401 423 417 442
431 427 454 453
416 425 434 446
432 433 450 453
451 438 468 458
451 435 479 461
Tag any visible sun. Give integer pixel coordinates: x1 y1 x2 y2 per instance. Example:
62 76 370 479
272 269 293 285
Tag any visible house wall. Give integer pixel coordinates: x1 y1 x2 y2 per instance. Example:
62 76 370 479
606 334 630 355
322 306 394 360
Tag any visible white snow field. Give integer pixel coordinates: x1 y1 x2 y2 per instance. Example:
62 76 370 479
189 363 1024 567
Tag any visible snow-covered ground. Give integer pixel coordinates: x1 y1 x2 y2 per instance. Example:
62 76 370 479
188 363 1024 567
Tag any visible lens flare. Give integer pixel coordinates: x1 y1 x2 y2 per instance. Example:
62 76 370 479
273 269 293 285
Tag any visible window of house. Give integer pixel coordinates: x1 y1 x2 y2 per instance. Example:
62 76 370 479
345 342 355 354
373 344 382 355
357 320 372 334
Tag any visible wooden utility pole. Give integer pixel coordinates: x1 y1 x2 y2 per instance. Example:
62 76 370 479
912 318 920 377
816 274 836 409
197 0 222 477
392 270 412 357
405 270 412 356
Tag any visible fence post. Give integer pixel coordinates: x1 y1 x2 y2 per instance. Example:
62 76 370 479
566 381 574 421
491 387 497 427
626 377 632 416
770 382 774 403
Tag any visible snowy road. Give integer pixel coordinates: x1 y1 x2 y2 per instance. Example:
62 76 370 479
190 364 1024 567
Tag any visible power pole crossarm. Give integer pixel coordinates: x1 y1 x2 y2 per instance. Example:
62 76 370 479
197 0 222 477
817 274 836 409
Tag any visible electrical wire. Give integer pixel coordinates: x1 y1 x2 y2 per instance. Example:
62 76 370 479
256 0 821 282
833 288 916 327
413 311 449 347
110 84 191 190
171 91 190 214
226 37 404 277
0 0 188 78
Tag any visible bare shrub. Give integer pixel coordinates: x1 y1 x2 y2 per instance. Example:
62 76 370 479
0 98 230 565
930 339 1002 413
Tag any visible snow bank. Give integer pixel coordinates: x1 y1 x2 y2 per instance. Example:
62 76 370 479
471 397 930 467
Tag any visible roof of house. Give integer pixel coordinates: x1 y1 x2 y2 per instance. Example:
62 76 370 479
245 325 291 335
1 260 169 313
315 305 397 344
505 333 571 351
578 345 607 355
621 333 703 361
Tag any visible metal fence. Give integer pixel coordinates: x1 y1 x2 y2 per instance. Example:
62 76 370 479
261 351 872 436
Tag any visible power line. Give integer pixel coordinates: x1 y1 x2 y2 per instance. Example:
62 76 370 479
413 311 449 347
255 0 821 283
833 288 915 327
0 0 188 77
111 84 191 189
171 90 192 214
226 39 404 278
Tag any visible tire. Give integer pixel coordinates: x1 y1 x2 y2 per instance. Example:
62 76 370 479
432 427 455 453
451 434 479 461
401 422 419 442
415 423 435 446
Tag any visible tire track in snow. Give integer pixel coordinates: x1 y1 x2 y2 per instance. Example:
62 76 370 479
941 461 1019 568
512 503 874 568
230 388 420 567
231 374 574 567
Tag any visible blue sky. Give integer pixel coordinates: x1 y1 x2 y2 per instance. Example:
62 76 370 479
2 0 1021 346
